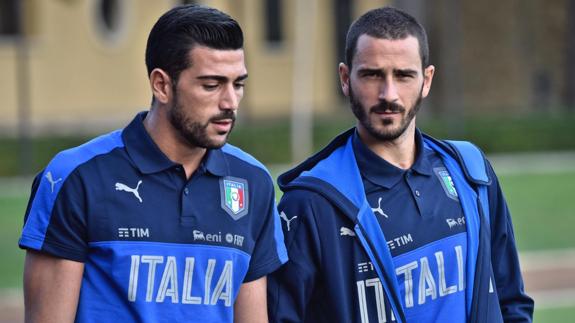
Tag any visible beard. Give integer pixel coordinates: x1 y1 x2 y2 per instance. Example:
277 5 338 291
168 90 236 149
349 85 423 141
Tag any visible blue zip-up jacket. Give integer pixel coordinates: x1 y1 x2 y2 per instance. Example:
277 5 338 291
268 128 533 322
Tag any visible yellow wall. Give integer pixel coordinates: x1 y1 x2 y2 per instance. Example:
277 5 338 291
0 45 19 134
0 0 390 135
1 0 170 134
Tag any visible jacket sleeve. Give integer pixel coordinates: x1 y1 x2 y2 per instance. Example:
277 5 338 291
486 161 534 322
267 189 323 323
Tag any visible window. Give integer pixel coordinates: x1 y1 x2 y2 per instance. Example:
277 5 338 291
334 0 352 65
264 0 283 45
98 0 120 33
0 0 21 36
93 0 127 44
334 0 352 96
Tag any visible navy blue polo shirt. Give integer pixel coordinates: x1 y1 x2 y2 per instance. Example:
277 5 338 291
353 130 467 322
19 112 288 322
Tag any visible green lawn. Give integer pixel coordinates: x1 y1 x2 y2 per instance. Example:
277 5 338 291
534 306 575 322
2 170 575 322
498 171 575 251
0 195 27 289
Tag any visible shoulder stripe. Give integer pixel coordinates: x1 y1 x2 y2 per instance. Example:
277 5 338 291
221 143 288 265
19 130 124 250
221 144 269 173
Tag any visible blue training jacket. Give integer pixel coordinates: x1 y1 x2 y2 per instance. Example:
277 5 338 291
268 128 533 323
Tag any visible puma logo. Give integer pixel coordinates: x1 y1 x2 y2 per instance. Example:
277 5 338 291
45 171 62 193
340 226 356 237
371 197 388 218
115 180 143 203
280 211 298 231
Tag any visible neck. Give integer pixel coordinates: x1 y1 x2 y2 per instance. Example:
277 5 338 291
358 123 417 170
144 107 206 179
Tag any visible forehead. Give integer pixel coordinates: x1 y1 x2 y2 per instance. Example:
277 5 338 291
186 45 247 77
352 34 422 71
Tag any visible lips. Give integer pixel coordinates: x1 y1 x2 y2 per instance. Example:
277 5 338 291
371 101 405 114
212 119 233 125
375 110 400 114
211 119 234 133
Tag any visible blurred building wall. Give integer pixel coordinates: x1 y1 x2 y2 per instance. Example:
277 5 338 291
0 0 170 134
0 0 394 135
0 0 572 135
424 0 571 117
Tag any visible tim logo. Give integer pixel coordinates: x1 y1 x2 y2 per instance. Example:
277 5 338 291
357 262 374 273
118 227 150 238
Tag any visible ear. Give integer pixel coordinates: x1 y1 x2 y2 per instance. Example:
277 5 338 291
421 65 435 99
338 63 351 97
149 68 173 105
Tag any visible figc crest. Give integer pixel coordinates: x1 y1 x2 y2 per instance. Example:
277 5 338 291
220 177 249 220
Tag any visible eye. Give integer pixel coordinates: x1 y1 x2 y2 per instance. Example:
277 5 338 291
233 82 245 90
202 83 219 91
362 71 380 79
395 72 416 82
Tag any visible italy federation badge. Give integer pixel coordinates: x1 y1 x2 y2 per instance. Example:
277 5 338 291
220 177 249 220
434 167 459 201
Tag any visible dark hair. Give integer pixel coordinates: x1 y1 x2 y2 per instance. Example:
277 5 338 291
345 7 429 69
145 4 243 83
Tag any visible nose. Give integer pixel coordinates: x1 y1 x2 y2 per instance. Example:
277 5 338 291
220 84 241 111
378 79 400 103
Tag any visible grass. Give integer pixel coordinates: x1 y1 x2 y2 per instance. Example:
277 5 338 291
498 171 575 251
534 306 575 322
0 195 27 289
2 169 574 322
4 170 575 285
2 113 575 176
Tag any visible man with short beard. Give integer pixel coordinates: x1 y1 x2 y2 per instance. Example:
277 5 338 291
268 7 533 323
19 5 287 323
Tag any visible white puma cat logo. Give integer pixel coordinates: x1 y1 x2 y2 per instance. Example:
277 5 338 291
371 197 388 218
45 171 62 193
115 180 143 203
340 226 356 237
280 211 298 231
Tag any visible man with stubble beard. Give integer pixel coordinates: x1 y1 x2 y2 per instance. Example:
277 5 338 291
19 5 287 322
268 7 533 323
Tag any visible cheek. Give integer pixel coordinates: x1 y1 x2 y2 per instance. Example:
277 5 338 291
178 91 212 111
351 80 378 101
400 82 424 102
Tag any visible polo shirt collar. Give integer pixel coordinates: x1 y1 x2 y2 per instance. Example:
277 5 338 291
123 111 228 177
353 128 432 189
203 148 228 177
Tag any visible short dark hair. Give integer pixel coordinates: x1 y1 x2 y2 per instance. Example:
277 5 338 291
345 7 429 69
145 4 243 83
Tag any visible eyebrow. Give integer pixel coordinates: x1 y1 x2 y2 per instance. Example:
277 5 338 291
357 67 382 75
197 74 249 82
394 69 418 76
357 67 418 76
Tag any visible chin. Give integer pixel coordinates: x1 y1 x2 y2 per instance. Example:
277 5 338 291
210 136 229 148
